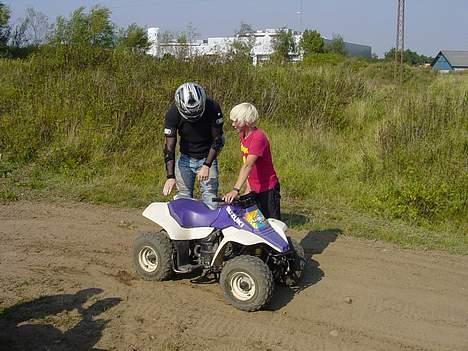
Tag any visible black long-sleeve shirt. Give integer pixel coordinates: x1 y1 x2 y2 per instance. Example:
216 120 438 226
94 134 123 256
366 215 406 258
164 98 224 177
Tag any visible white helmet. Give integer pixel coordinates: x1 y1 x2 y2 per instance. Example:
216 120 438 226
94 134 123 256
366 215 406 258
174 82 206 122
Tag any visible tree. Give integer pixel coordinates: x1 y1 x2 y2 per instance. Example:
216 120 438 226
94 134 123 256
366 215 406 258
272 27 295 63
299 29 324 55
117 23 149 53
236 22 254 36
157 30 177 59
0 2 10 56
88 6 114 47
65 7 90 45
230 39 253 59
10 8 51 47
384 48 432 65
51 6 115 48
175 32 189 59
325 34 346 56
230 21 255 59
159 30 174 45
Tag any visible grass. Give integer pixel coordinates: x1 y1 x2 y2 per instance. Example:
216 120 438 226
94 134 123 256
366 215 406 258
283 201 467 255
0 47 466 254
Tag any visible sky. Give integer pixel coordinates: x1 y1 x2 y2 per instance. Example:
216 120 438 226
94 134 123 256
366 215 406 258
5 0 468 57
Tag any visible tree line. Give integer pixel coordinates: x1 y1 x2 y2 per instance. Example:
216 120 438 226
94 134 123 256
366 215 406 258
0 3 150 57
0 3 432 64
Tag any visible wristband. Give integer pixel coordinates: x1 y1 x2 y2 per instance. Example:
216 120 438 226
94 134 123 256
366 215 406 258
203 161 212 167
167 175 175 179
232 187 240 193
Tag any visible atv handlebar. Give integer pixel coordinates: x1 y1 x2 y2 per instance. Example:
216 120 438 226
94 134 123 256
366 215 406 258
212 193 257 208
212 197 227 203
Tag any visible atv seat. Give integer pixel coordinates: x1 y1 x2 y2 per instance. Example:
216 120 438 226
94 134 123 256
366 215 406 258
168 199 220 228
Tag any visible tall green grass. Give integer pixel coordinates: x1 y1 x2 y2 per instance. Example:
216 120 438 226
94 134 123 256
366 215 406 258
0 47 466 252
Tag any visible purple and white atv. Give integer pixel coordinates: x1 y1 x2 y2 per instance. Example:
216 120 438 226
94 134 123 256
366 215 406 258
132 194 305 311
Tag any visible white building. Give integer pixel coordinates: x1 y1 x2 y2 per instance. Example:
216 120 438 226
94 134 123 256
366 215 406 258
147 27 371 65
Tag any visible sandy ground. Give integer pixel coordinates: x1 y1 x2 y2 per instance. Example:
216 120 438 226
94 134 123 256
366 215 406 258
0 200 467 351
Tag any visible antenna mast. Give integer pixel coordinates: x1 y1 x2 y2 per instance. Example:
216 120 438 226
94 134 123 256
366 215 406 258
394 0 405 83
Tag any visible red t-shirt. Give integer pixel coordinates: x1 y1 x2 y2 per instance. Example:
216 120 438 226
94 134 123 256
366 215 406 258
240 128 278 193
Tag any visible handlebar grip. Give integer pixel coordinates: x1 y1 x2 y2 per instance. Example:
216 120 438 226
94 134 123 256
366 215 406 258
212 197 225 203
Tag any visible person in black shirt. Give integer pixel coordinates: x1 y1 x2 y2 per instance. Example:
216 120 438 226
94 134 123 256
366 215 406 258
162 82 224 209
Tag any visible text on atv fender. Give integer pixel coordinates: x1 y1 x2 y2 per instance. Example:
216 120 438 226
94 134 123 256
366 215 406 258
226 206 245 228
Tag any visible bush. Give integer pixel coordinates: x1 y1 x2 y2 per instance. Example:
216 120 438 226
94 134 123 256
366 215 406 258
301 53 346 66
374 178 466 223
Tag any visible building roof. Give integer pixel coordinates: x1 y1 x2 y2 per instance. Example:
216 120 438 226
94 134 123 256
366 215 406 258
434 50 468 67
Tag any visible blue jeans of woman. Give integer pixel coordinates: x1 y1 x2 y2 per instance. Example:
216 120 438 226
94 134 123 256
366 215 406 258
174 153 218 209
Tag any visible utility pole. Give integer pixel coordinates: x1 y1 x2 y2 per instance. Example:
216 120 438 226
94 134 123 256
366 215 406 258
296 0 303 33
394 0 405 83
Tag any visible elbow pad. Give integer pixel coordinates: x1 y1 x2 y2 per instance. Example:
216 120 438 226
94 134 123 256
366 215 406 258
164 145 175 163
212 135 225 151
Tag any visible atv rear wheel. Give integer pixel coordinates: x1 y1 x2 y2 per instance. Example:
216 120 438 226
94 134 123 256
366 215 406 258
220 255 274 312
133 231 173 281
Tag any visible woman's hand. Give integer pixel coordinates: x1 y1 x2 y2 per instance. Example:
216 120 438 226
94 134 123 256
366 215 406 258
222 190 239 203
197 165 210 182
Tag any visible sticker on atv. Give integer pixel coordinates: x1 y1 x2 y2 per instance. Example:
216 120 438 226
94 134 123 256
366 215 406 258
244 207 267 230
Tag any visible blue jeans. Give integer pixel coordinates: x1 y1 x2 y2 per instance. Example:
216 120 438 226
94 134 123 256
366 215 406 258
174 154 219 209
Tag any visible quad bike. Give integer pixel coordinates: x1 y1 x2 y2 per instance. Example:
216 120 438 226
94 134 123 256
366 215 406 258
132 194 305 311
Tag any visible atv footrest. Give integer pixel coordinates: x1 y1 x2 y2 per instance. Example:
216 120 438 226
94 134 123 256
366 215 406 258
174 264 203 274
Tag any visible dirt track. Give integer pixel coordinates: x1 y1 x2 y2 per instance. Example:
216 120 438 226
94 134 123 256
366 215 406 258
0 200 467 351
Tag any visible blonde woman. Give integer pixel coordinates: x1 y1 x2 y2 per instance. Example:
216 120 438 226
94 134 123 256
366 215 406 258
223 103 281 219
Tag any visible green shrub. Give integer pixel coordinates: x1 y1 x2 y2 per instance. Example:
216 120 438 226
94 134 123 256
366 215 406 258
374 178 466 223
301 53 346 66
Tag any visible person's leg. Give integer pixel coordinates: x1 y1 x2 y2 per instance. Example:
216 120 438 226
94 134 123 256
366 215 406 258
255 183 281 220
255 190 270 219
199 159 219 210
174 154 196 200
269 183 281 220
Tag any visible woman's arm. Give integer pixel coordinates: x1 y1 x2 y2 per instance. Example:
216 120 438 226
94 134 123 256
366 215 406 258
242 181 251 195
223 154 258 203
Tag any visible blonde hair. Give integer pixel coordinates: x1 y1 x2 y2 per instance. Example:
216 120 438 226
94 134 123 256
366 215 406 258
229 103 259 127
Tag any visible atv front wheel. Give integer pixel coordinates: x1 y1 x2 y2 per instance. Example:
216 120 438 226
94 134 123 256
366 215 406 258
220 255 274 312
133 231 173 281
287 237 306 286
